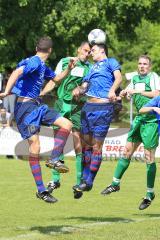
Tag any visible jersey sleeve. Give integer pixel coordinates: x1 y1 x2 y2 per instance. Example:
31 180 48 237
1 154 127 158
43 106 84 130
82 66 93 83
44 66 56 80
108 58 121 72
144 96 160 107
150 72 160 90
125 79 134 90
55 59 63 74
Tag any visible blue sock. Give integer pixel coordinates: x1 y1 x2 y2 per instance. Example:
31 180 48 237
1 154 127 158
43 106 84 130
86 151 102 186
82 147 92 181
29 155 46 193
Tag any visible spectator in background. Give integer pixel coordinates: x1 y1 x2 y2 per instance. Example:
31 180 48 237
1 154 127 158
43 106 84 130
3 68 16 120
112 87 123 122
0 107 12 127
0 105 14 158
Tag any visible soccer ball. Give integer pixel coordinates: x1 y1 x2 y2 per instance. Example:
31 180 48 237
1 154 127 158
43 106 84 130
88 29 106 45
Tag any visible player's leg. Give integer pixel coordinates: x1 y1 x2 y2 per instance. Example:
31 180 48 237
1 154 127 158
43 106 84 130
139 122 158 210
101 141 141 195
81 133 93 182
28 134 57 203
71 102 91 198
78 102 113 192
72 130 82 185
80 138 104 190
101 116 142 195
14 101 57 202
47 128 63 193
42 105 72 172
72 130 84 199
46 116 72 171
47 100 71 192
139 148 156 210
71 102 84 186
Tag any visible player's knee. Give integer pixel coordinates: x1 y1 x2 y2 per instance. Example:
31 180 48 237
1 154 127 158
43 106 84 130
144 152 155 163
123 147 132 159
92 144 102 152
74 145 82 154
56 118 72 130
29 140 40 154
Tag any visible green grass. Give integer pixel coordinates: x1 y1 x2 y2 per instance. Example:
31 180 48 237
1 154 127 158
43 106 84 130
0 157 160 240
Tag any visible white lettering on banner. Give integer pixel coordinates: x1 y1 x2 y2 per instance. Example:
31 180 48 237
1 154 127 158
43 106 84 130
0 127 160 158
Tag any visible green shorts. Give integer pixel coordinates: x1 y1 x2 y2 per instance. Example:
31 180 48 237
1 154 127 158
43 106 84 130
127 116 159 149
53 99 84 130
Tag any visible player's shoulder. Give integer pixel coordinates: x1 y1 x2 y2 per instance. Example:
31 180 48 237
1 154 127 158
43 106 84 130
150 72 160 79
107 57 121 71
17 57 31 67
60 57 72 64
107 57 119 65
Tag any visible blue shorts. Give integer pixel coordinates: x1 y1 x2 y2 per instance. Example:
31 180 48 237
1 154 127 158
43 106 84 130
14 100 61 139
81 102 114 140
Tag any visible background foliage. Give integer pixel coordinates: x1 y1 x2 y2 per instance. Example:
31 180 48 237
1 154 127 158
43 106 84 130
0 0 160 75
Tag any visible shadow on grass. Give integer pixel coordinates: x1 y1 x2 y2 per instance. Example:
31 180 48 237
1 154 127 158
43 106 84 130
30 225 76 235
30 217 134 235
134 213 160 218
63 216 134 223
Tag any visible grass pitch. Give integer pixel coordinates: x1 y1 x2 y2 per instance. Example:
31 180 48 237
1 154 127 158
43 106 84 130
0 157 160 240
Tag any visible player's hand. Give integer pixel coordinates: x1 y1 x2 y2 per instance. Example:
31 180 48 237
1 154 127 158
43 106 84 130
108 90 116 102
115 96 122 101
127 89 141 95
0 92 8 99
68 57 78 70
72 87 81 100
119 89 127 98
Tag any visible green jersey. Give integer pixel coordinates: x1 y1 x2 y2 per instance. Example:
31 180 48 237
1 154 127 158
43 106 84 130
55 57 91 101
130 72 160 122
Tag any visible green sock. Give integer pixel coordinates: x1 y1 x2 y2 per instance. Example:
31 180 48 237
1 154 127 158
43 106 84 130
146 162 156 199
112 158 130 186
76 153 82 185
51 154 64 183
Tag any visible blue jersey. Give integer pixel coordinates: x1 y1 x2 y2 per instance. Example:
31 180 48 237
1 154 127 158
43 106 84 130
12 55 56 98
83 58 121 99
144 96 160 134
144 96 160 119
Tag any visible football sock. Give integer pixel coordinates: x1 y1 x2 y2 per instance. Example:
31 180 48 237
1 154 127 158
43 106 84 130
51 128 70 162
146 162 156 199
76 153 82 185
29 155 46 193
86 150 102 186
112 157 130 186
51 169 60 183
82 147 92 181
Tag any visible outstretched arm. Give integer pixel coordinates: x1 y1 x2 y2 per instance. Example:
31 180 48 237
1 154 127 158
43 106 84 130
40 80 56 97
0 67 23 98
72 82 88 98
53 57 77 83
40 58 78 96
108 70 122 101
139 106 160 115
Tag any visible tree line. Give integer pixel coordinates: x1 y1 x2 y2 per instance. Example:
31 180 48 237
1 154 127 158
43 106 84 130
0 0 160 77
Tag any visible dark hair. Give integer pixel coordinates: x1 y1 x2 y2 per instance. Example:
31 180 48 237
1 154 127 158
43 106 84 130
36 36 53 53
138 55 152 65
79 41 90 48
92 43 108 55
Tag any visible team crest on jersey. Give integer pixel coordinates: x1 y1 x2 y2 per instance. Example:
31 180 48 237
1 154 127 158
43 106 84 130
28 125 36 135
